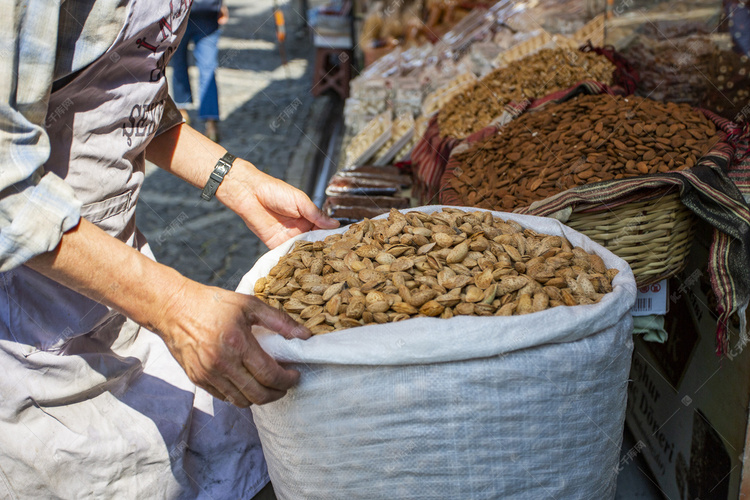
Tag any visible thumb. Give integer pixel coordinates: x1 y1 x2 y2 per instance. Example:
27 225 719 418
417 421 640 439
298 196 339 230
248 297 312 340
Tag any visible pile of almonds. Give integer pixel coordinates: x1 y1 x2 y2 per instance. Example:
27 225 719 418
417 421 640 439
446 94 721 210
254 209 619 334
438 49 615 139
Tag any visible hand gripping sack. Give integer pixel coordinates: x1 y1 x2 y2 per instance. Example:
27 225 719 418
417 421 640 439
237 206 637 500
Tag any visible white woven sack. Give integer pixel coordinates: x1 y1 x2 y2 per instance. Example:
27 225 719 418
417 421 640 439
237 206 636 500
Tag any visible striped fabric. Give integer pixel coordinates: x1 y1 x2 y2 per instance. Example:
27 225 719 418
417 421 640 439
411 45 638 205
440 83 750 355
411 115 462 204
727 122 750 193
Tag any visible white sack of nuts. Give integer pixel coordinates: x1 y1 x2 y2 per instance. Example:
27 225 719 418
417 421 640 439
237 206 636 500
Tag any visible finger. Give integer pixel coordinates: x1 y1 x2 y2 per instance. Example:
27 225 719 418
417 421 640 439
199 379 251 408
297 196 339 229
241 335 301 391
200 382 226 401
207 376 253 408
248 297 312 340
231 370 288 405
264 230 299 250
206 333 284 405
265 221 315 249
312 223 339 232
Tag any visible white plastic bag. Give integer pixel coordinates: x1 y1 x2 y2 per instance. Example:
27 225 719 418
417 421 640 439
237 206 636 500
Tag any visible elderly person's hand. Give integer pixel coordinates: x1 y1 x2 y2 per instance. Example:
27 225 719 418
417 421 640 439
28 217 313 407
156 280 311 406
134 123 338 405
221 160 339 248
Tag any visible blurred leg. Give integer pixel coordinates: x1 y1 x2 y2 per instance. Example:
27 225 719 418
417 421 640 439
170 23 195 108
730 3 750 54
191 15 221 121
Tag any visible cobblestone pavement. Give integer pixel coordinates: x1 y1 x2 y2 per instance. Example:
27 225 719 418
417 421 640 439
137 0 324 289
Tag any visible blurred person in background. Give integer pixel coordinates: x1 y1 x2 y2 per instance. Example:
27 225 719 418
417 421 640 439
1 0 337 497
171 0 229 142
724 0 750 54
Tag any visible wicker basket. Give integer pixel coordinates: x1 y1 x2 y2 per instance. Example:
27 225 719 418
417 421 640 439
565 192 695 286
493 30 554 66
572 14 605 47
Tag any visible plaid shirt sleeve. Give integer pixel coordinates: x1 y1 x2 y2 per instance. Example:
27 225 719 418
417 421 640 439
0 0 82 272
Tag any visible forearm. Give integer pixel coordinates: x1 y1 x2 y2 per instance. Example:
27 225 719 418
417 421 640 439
146 123 226 188
145 123 257 210
25 218 187 334
25 216 310 406
146 122 338 249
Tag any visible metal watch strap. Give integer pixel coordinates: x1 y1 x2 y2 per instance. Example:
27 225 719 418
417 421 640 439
200 152 236 201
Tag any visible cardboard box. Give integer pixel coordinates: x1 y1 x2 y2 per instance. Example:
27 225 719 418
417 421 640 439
625 229 750 499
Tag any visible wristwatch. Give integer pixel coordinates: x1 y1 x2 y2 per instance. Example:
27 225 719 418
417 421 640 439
201 152 236 201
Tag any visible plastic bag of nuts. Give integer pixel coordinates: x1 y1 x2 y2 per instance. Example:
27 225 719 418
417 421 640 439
372 114 415 165
251 207 623 334
344 112 392 168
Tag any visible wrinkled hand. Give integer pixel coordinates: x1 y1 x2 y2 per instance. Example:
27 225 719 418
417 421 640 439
222 160 339 248
158 280 311 406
